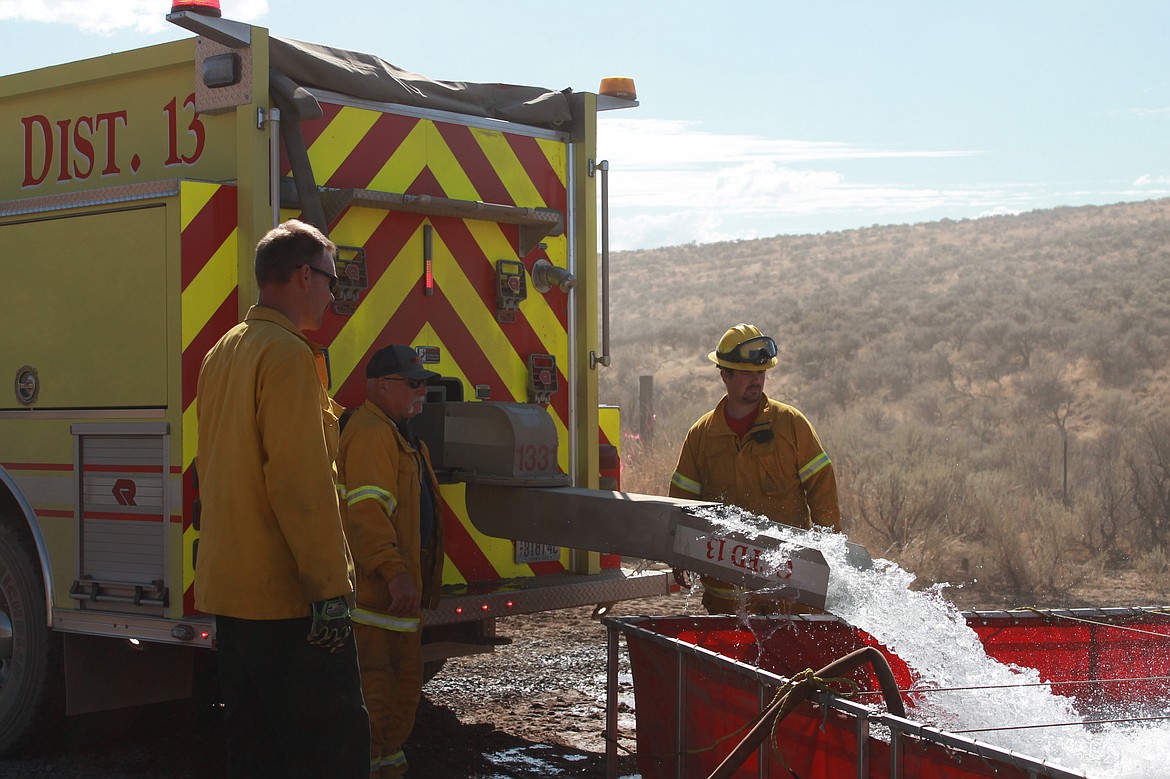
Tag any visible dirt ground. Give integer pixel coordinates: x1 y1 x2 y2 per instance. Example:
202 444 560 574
1 565 1165 778
405 590 694 778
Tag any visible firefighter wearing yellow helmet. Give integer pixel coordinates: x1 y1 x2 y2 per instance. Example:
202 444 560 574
669 324 841 615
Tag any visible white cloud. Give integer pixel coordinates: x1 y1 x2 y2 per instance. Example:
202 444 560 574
599 117 977 170
596 118 990 220
611 210 747 251
0 0 267 34
1134 173 1170 187
596 116 1170 249
977 206 1023 219
596 116 1013 247
712 162 844 202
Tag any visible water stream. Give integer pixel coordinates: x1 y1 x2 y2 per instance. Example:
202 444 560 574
691 505 1170 778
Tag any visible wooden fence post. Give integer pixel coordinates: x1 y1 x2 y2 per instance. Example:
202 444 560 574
638 374 654 447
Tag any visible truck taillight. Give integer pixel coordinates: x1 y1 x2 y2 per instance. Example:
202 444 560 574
170 0 221 16
423 225 434 296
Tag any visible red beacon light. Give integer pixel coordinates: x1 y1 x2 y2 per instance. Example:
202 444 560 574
170 0 221 16
480 603 489 612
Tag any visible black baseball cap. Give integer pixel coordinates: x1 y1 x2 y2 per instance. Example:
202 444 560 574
365 345 439 381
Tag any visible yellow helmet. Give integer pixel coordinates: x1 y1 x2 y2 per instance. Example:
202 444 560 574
708 324 778 371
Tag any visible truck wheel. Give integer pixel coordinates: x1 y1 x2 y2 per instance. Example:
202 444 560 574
0 521 61 755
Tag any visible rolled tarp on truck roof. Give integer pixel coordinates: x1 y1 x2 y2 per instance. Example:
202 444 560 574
268 36 573 127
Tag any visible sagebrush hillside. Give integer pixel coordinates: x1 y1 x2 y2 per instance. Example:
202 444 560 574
601 198 1170 606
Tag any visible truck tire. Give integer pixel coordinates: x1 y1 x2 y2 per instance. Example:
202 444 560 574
0 521 61 755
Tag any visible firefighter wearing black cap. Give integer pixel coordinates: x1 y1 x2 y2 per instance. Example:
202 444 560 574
669 323 841 615
337 344 445 778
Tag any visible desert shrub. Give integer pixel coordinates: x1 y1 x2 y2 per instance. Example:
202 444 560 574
978 491 1038 597
1136 545 1170 577
1024 500 1090 597
1083 327 1140 387
1124 417 1170 550
845 425 964 555
966 479 1087 600
827 368 855 411
615 412 696 496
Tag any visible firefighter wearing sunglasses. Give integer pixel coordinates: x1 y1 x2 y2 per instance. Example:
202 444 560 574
669 324 841 615
337 344 445 778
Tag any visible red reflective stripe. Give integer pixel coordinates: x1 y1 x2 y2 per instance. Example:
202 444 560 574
434 122 513 206
438 495 500 583
180 185 236 290
505 133 567 212
287 101 344 173
81 511 169 522
182 291 238 410
528 559 566 576
1 462 72 471
81 464 163 473
324 112 417 190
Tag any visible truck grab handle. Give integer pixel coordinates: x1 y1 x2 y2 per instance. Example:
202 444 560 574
589 159 611 369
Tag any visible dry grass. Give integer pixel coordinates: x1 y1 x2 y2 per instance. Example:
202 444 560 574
601 198 1170 608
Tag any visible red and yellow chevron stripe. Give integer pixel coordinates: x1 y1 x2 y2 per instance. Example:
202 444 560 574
293 102 576 587
180 181 240 614
178 104 591 606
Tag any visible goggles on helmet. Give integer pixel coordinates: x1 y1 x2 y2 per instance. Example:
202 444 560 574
716 335 777 366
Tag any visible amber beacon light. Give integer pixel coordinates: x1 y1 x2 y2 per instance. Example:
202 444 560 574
170 0 221 16
598 77 637 100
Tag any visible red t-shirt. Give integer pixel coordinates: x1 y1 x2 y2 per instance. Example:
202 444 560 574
724 405 757 441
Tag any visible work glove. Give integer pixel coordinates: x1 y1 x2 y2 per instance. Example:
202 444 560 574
307 596 352 653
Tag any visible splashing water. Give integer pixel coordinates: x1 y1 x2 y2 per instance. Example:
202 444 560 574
690 505 1170 778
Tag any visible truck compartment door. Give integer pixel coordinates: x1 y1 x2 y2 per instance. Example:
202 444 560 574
0 207 169 410
68 422 171 613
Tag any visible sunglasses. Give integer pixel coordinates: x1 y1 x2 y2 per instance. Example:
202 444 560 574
381 376 427 389
303 264 339 294
716 335 777 366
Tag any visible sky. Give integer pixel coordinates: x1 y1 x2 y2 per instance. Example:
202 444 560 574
2 0 1168 250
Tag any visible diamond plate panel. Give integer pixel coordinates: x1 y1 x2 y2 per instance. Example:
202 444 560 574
195 37 253 114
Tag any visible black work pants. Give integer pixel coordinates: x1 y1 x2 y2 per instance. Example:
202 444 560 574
216 615 371 779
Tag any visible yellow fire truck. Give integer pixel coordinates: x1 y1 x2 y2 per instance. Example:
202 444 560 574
0 2 668 751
